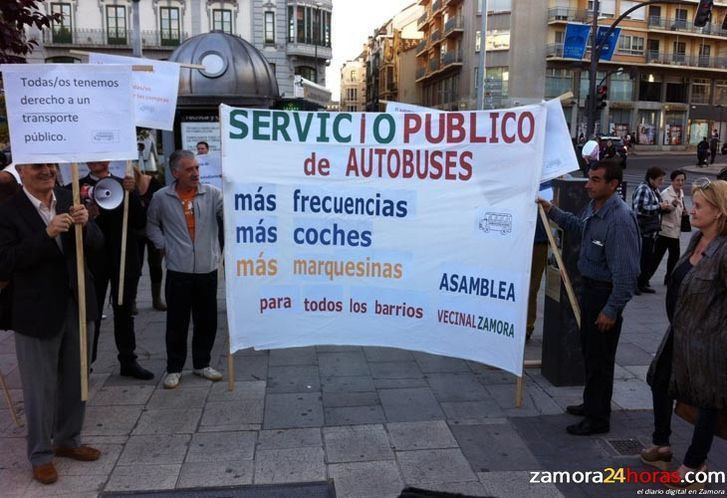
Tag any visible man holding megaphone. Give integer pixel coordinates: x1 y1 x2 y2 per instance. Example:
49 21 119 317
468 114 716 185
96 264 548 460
79 161 153 380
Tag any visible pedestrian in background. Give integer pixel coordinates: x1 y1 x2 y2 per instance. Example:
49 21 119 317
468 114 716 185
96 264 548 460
652 170 686 285
642 178 727 491
131 165 166 313
632 167 672 294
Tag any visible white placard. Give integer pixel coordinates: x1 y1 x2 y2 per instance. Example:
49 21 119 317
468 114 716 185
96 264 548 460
385 100 579 182
88 53 180 131
221 106 547 376
197 152 222 189
0 64 137 164
181 122 221 152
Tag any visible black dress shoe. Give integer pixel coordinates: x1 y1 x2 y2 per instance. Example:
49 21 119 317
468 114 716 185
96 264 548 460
120 362 155 380
566 403 585 416
566 419 609 436
639 286 656 294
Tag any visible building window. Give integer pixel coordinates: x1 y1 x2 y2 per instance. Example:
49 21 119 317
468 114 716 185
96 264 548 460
699 45 711 67
672 41 686 63
610 72 633 101
621 1 645 21
588 0 615 17
51 3 72 43
545 68 573 99
106 5 127 45
349 70 356 81
715 80 727 105
691 78 711 104
295 66 316 82
617 35 644 55
160 7 180 46
293 6 330 46
674 9 688 29
264 12 275 44
639 73 662 102
475 31 481 52
665 79 687 103
213 9 233 34
288 6 295 42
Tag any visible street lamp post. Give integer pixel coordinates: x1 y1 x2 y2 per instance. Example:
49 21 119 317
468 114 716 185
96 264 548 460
131 0 142 57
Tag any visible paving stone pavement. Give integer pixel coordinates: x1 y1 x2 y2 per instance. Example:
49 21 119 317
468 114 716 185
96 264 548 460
1 234 726 497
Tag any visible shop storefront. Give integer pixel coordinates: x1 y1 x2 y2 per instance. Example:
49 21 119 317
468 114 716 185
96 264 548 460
637 110 659 145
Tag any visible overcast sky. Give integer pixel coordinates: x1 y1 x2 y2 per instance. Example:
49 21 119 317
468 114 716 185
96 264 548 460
326 0 415 101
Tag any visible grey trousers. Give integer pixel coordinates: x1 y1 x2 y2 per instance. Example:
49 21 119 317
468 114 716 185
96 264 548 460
14 298 91 465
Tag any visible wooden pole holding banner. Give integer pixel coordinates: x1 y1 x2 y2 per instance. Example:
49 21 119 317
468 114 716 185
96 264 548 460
71 163 89 401
227 326 235 392
0 369 21 427
117 160 133 305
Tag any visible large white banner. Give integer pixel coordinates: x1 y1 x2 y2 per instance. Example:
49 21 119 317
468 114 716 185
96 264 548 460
221 105 547 375
0 64 137 164
385 100 578 182
88 53 180 131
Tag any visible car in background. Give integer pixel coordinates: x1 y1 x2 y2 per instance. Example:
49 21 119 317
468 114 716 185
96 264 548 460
598 136 628 168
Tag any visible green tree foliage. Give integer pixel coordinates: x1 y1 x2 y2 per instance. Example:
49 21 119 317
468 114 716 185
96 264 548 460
0 0 61 63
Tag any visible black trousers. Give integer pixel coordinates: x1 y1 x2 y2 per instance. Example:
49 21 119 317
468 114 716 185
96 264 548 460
652 235 680 285
637 234 657 288
650 330 674 446
91 261 139 365
165 270 218 373
580 279 623 426
137 236 163 284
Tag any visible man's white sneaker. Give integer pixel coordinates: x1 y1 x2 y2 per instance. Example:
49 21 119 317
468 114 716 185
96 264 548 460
163 372 181 389
193 366 223 381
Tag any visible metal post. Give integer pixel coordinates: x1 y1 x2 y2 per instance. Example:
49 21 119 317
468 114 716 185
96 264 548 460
586 0 600 138
131 0 142 57
476 0 488 110
314 2 322 84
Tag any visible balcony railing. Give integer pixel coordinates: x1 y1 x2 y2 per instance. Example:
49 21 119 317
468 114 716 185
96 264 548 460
432 0 443 13
416 39 428 55
417 12 429 29
645 51 727 69
42 28 188 49
429 58 440 72
546 43 727 70
647 16 727 37
431 30 442 44
546 8 591 23
441 50 463 67
416 67 427 80
444 16 464 36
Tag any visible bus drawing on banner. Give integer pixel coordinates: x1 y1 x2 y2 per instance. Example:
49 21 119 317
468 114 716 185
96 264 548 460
479 212 512 235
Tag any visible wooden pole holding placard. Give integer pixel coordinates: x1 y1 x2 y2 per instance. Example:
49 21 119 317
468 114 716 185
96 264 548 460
118 160 133 305
538 204 581 328
227 326 235 392
71 164 89 401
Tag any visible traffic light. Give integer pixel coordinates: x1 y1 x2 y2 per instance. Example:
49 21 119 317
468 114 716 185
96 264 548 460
694 0 714 28
597 85 608 109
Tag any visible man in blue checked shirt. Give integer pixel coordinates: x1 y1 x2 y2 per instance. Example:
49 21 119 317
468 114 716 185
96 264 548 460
537 160 640 436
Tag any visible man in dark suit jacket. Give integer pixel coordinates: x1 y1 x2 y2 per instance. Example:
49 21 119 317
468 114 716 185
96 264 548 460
0 163 103 484
80 161 153 380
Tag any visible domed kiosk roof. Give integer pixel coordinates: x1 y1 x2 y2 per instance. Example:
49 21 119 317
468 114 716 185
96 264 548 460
169 31 279 107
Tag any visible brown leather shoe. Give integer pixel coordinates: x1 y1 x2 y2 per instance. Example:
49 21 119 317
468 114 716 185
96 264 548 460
32 462 58 484
53 445 101 461
640 446 673 470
